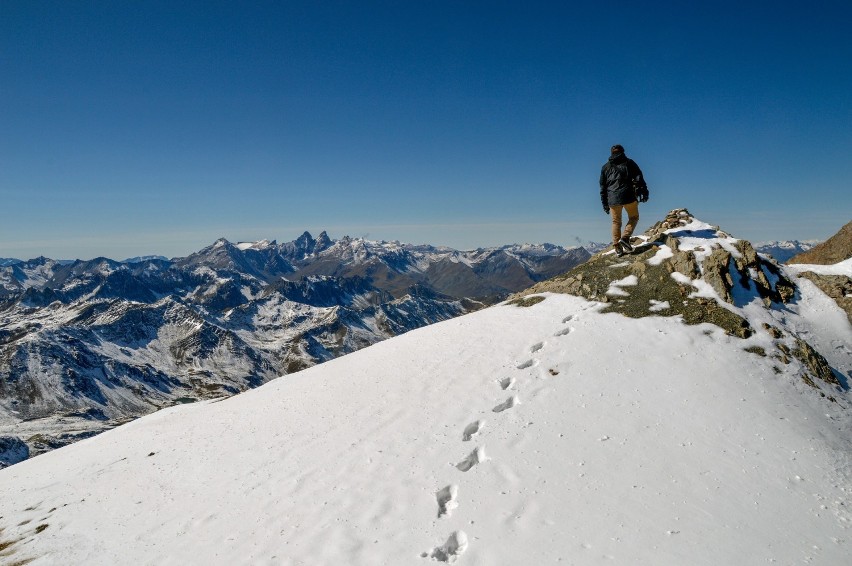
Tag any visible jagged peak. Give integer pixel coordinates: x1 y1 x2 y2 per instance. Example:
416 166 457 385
294 231 314 246
314 231 332 251
207 237 234 251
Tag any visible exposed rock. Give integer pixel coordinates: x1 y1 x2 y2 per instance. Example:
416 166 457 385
791 338 840 388
762 323 784 340
702 248 735 304
670 249 699 278
508 296 546 308
512 236 754 339
787 220 852 265
509 208 844 390
644 208 696 243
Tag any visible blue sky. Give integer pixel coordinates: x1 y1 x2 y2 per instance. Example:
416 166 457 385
1 1 850 260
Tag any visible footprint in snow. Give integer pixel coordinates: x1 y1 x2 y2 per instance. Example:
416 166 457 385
462 420 484 441
456 447 487 472
562 315 575 323
493 395 519 413
530 342 544 353
499 377 515 390
436 485 459 518
424 531 468 562
554 327 572 337
517 359 536 370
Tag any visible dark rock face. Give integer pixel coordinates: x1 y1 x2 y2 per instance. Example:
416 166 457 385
0 436 29 469
512 208 846 392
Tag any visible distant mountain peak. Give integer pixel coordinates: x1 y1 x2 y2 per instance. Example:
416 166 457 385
294 230 315 247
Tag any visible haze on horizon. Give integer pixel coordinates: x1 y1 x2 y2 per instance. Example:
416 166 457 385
1 1 850 261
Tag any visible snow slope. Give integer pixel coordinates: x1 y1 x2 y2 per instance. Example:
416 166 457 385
1 289 850 565
787 258 852 277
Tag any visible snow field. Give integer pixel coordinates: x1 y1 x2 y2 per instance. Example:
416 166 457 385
0 293 850 565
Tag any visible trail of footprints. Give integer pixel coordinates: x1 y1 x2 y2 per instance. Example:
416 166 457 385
424 310 579 561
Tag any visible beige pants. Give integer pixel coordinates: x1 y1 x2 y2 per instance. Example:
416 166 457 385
610 201 639 245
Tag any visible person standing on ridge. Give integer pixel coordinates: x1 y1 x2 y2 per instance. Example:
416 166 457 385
600 144 649 256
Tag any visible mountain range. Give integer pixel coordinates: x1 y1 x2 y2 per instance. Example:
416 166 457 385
0 209 849 565
753 239 819 263
0 233 591 463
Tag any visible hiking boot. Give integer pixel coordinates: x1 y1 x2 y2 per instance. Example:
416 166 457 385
618 237 634 253
614 242 626 257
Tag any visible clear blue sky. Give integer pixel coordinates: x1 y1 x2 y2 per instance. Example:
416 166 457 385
2 1 850 260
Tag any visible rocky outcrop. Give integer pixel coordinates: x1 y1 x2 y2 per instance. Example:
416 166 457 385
510 208 844 392
787 220 852 265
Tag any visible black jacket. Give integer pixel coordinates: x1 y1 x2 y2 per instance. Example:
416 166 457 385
600 153 648 209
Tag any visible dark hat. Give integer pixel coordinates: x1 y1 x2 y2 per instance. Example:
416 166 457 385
610 144 624 155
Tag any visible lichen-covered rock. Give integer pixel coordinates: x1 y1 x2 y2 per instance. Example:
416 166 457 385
792 338 841 388
509 237 754 338
670 249 699 278
507 208 843 390
702 248 735 304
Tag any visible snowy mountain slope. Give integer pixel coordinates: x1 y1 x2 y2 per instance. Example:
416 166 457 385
1 234 589 465
0 294 850 565
0 279 467 461
1 212 850 565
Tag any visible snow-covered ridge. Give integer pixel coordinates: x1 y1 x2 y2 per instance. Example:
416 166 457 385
786 258 852 277
0 287 849 564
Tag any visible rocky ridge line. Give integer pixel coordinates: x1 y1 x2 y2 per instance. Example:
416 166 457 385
510 208 844 393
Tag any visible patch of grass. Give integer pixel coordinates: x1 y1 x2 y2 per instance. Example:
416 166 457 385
508 295 546 308
34 524 48 534
744 346 766 357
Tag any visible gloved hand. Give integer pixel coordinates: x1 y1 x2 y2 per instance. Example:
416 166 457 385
638 189 649 203
603 205 610 214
